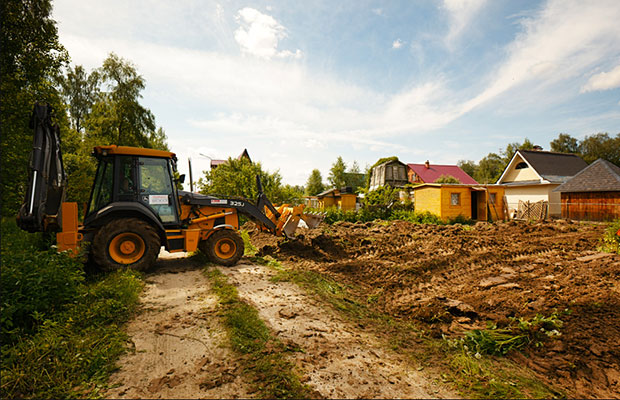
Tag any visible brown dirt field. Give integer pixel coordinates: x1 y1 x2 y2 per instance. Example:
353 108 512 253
250 219 620 399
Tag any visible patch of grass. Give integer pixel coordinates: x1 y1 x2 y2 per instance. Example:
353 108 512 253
250 255 283 269
0 218 144 399
239 230 258 256
204 267 314 399
445 348 563 399
0 270 143 399
270 268 369 319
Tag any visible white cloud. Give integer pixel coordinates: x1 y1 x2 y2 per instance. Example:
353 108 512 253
463 0 620 112
372 8 384 16
233 7 302 59
392 39 404 49
442 0 487 45
581 64 620 93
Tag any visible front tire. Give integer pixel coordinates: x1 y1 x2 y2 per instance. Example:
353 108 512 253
199 229 244 266
92 218 160 271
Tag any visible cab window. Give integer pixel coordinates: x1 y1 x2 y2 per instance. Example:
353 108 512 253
88 157 113 215
138 157 177 223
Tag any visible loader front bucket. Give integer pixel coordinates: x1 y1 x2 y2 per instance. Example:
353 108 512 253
265 204 324 238
300 212 325 229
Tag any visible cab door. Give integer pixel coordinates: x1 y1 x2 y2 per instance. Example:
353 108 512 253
137 157 179 225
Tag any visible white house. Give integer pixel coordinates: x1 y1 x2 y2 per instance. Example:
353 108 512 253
497 149 587 218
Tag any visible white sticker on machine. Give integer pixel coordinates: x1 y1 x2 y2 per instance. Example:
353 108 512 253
149 195 169 205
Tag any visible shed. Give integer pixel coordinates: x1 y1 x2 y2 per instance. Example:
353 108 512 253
314 187 358 211
413 184 506 221
497 149 587 218
554 158 620 221
369 160 408 191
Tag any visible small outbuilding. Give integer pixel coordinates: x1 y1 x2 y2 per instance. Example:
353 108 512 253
369 160 409 191
553 158 620 221
412 184 506 221
311 187 358 211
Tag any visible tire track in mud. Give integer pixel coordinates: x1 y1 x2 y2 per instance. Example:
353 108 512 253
105 251 251 399
219 260 455 399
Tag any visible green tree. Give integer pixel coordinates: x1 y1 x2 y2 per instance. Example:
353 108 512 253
474 153 504 184
501 138 535 164
457 160 477 179
305 169 325 196
58 65 100 133
579 133 620 166
148 127 170 151
344 161 366 192
199 158 283 202
550 133 580 154
328 156 347 189
0 0 69 215
435 174 460 184
87 53 156 147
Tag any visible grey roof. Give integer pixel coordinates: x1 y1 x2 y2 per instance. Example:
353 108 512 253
316 188 337 197
554 159 620 192
519 150 588 181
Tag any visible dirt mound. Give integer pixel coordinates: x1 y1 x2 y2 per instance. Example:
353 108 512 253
249 220 620 398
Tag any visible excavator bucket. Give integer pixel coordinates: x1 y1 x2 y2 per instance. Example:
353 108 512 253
261 204 324 238
300 211 325 229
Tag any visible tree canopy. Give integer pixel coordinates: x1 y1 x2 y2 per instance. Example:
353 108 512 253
305 169 325 196
198 158 304 205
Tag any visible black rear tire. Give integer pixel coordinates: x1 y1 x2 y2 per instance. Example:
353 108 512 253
92 218 160 271
199 229 244 266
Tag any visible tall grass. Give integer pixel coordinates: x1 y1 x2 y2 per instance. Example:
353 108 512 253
0 219 143 399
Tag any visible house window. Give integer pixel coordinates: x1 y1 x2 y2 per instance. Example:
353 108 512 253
450 193 460 206
489 193 497 204
515 162 528 169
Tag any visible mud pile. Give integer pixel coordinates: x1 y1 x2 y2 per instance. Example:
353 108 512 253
248 219 620 398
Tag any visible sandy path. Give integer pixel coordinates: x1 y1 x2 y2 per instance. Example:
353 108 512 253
105 251 251 399
220 260 455 399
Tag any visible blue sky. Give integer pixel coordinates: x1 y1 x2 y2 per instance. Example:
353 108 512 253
52 0 620 186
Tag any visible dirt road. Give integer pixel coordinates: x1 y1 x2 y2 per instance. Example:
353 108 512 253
105 252 252 399
105 251 454 399
221 260 452 399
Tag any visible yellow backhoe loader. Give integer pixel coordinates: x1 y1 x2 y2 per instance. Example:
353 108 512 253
17 103 322 270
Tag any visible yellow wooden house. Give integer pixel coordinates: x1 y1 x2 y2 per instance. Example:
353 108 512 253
413 184 506 221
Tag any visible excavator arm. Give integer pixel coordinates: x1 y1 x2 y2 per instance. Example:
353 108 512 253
17 103 67 233
181 176 323 239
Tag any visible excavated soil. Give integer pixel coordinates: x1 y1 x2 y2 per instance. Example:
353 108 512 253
105 251 252 399
250 219 620 399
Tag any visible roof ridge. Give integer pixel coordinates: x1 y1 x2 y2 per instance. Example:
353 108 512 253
599 159 620 184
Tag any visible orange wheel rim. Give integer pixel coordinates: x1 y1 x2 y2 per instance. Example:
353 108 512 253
109 232 145 264
214 237 236 259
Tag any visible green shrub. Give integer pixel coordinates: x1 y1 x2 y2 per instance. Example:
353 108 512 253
389 210 442 225
1 270 142 399
600 219 620 254
1 219 85 344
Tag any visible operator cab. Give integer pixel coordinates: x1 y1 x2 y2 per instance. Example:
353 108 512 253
86 145 181 227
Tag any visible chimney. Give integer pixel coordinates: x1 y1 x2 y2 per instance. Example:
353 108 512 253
532 145 543 151
425 160 430 169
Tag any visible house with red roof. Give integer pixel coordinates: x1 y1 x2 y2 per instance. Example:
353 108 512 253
407 161 478 185
210 149 252 169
